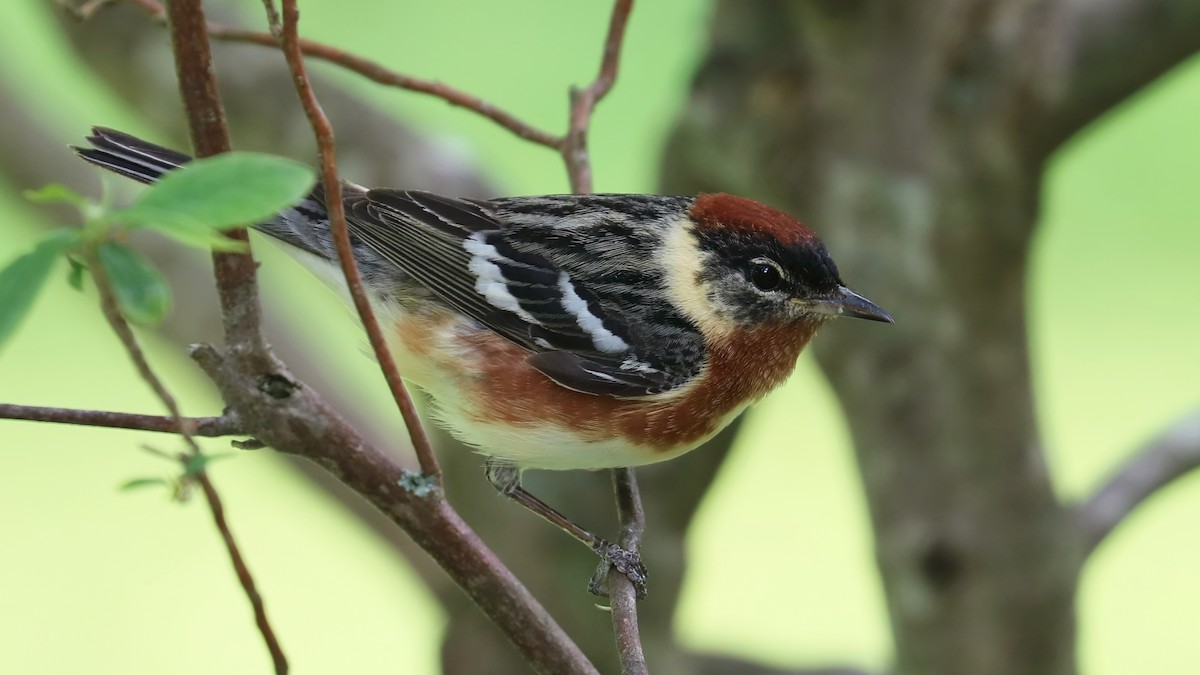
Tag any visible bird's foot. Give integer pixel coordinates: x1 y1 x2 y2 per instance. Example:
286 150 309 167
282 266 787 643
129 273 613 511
588 539 647 600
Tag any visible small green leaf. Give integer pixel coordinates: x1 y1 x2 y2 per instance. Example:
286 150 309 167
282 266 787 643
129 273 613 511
67 257 87 291
121 152 314 232
24 183 88 208
120 477 169 492
0 233 77 350
182 451 235 477
115 207 249 252
97 242 172 325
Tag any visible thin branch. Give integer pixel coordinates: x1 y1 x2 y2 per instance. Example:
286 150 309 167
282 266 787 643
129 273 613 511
0 404 241 437
164 0 264 352
1077 409 1200 557
193 471 283 668
563 0 634 193
608 467 648 675
273 0 441 483
86 248 287 674
111 0 560 149
559 3 648 667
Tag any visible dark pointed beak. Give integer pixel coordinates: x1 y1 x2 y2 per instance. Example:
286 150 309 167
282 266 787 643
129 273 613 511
807 286 894 323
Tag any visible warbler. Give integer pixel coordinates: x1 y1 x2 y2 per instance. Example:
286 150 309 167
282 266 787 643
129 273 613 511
75 127 892 595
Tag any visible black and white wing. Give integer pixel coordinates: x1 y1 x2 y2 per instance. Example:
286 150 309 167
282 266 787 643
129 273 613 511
344 189 691 398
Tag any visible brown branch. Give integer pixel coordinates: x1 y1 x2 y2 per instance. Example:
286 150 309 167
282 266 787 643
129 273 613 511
1034 0 1200 157
192 470 286 672
608 467 648 675
1077 409 1200 556
0 404 242 437
86 248 287 674
563 0 634 193
191 343 598 675
113 0 560 150
274 0 441 482
164 0 264 352
266 2 594 670
553 2 648 666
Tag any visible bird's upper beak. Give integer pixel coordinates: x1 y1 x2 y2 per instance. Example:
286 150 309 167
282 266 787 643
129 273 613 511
804 286 894 323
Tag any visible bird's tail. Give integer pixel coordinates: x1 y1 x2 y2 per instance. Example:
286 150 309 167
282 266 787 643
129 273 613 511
73 127 193 185
72 127 396 289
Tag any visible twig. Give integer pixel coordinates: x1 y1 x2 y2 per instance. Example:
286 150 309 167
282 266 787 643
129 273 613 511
258 0 281 38
1077 410 1200 556
608 467 648 675
86 248 287 674
563 0 634 193
273 0 441 483
561 3 648 667
91 0 633 185
163 0 263 352
0 404 241 437
113 0 560 149
156 1 289 670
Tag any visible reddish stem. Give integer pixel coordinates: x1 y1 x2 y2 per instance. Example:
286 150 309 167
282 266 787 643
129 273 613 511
275 0 441 483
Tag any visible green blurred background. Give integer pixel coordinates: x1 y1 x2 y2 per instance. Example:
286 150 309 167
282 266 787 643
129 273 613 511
0 1 1198 672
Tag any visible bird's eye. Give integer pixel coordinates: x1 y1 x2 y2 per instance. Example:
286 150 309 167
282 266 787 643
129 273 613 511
749 260 783 291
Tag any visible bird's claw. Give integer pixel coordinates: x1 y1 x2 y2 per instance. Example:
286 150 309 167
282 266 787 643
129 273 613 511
588 539 648 599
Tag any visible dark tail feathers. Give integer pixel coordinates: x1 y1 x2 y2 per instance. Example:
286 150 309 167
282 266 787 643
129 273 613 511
72 127 192 185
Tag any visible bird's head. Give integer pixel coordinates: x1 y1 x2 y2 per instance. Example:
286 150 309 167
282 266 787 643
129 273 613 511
679 193 893 332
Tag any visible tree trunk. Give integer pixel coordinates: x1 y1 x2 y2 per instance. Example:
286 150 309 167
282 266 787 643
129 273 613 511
661 1 1200 673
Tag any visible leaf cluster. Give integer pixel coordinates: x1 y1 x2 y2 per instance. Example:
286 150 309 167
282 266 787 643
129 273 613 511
0 152 314 349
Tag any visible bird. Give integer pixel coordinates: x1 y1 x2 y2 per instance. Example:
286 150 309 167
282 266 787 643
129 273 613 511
75 126 892 596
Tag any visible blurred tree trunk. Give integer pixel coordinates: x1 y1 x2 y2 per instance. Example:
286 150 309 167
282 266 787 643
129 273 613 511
661 2 1200 674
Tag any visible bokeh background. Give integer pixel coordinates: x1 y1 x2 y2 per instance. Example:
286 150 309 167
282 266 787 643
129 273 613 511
0 1 1198 673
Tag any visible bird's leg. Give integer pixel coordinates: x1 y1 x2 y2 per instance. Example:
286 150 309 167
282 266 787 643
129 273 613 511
484 458 647 598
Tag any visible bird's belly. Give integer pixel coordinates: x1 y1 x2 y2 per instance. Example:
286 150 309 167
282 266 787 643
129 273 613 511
381 304 739 470
436 416 693 470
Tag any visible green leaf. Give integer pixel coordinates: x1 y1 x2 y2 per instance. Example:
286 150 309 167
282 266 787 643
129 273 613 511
67 257 87 291
97 242 172 325
120 477 169 492
182 451 235 477
114 207 251 252
120 152 314 232
0 233 77 350
24 183 88 208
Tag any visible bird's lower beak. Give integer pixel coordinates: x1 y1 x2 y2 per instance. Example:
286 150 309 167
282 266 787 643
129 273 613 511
804 286 894 323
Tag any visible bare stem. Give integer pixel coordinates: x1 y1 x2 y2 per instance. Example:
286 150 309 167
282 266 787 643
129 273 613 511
114 0 560 149
0 404 241 437
608 467 648 675
86 247 287 674
151 0 287 669
563 0 635 193
556 1 648 666
1077 410 1200 556
272 0 441 483
164 0 263 351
